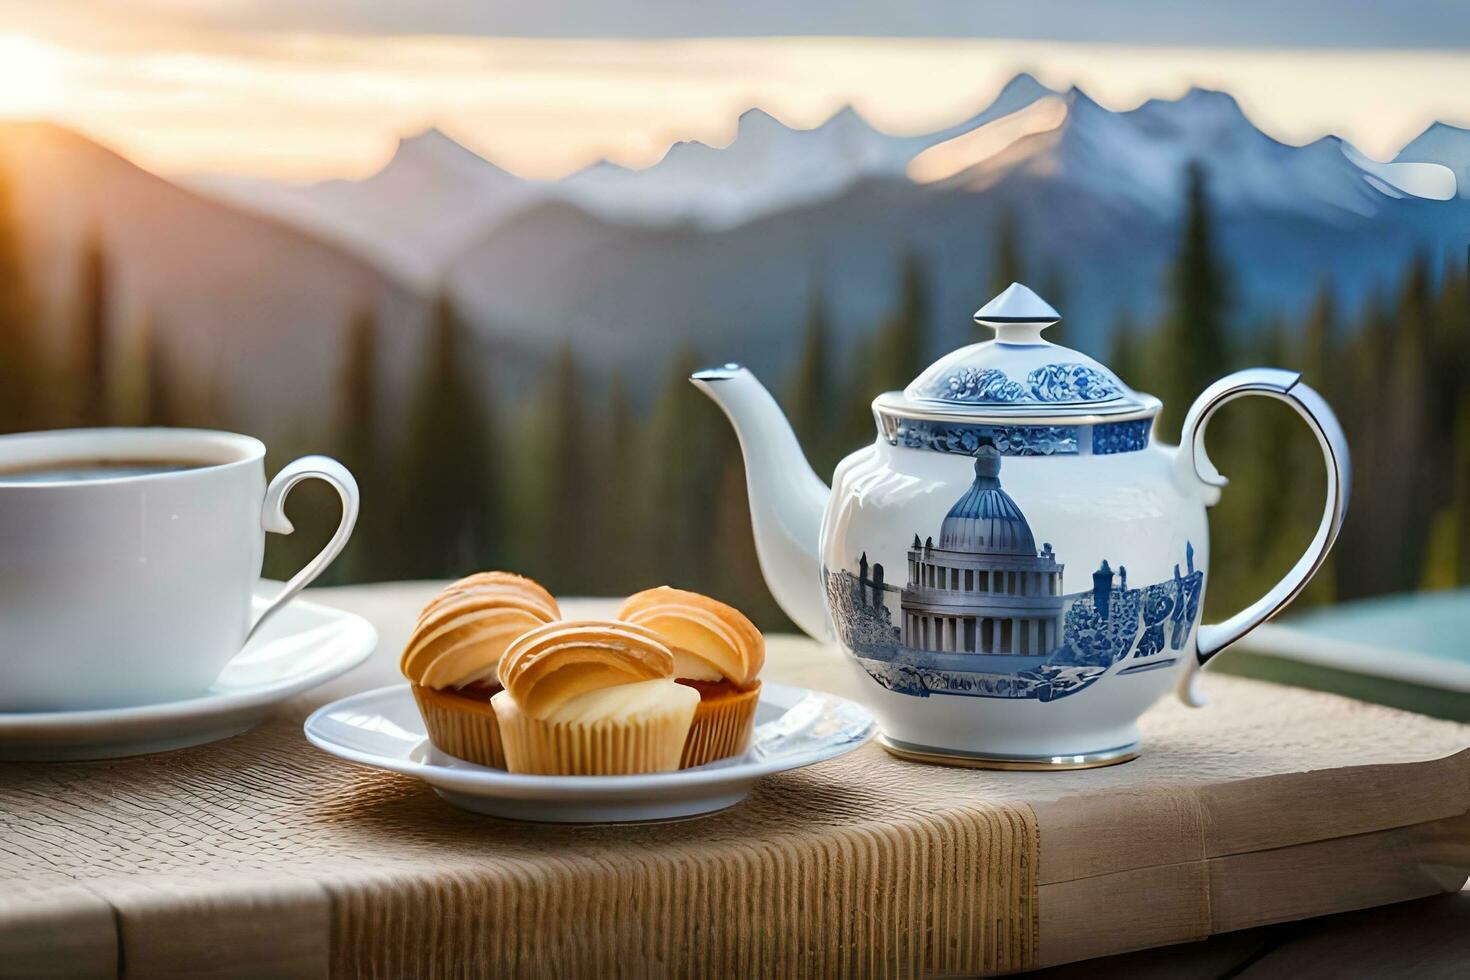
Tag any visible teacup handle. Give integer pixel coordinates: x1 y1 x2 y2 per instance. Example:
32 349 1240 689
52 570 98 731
246 455 360 644
1174 368 1350 707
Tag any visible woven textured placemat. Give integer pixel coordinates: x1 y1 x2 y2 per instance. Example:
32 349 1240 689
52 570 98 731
2 584 1468 980
3 717 1039 979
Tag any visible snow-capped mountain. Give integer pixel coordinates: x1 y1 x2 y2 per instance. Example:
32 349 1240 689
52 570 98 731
184 73 1067 272
934 86 1453 222
170 72 1468 380
189 72 1455 287
1395 122 1470 198
556 72 1057 229
556 105 916 229
430 80 1463 380
189 128 539 286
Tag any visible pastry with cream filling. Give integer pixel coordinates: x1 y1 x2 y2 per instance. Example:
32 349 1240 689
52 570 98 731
492 620 698 775
616 586 764 768
400 572 559 768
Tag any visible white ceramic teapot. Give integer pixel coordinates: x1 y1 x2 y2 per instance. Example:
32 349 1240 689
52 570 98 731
694 283 1348 769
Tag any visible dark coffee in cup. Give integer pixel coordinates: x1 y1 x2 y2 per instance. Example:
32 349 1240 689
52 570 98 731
0 459 209 483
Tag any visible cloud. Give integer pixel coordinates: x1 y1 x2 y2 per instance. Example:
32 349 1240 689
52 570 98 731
4 4 1466 183
7 0 1470 49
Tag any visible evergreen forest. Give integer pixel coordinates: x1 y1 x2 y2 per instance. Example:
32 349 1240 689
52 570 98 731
0 160 1466 631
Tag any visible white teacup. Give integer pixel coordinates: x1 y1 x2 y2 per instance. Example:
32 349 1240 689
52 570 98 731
0 428 359 712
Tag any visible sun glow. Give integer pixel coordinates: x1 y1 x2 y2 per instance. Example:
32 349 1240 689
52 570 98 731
0 12 1465 181
0 34 68 116
908 96 1070 184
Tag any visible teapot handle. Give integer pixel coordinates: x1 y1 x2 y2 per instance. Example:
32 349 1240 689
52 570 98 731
1175 368 1350 707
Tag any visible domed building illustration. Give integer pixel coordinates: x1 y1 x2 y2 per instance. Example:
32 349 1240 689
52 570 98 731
824 443 1205 700
900 447 1065 657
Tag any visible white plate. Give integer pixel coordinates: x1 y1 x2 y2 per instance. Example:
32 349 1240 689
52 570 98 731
0 584 378 761
304 681 877 823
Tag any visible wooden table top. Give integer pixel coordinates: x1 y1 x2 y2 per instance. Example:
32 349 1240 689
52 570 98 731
1 582 1465 979
309 584 1470 979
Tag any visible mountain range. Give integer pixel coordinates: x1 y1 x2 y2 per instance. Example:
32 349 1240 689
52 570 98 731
190 73 1463 284
4 74 1467 435
187 73 1467 366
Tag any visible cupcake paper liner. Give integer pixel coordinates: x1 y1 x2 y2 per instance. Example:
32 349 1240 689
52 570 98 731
411 683 506 769
493 691 695 776
681 681 761 769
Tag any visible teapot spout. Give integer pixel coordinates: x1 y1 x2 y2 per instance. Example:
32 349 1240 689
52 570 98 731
691 365 832 641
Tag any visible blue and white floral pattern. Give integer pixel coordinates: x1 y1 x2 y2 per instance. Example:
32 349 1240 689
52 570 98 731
1026 363 1123 403
1092 419 1152 455
898 420 1078 456
893 418 1151 456
925 362 1122 406
938 367 1030 403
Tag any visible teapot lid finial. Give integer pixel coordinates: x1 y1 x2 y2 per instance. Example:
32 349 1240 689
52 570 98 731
973 283 1059 345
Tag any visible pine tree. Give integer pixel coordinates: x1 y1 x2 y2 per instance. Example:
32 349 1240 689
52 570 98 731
1299 281 1335 391
601 372 641 590
1249 320 1301 562
842 251 932 455
1198 318 1264 618
711 456 790 631
1157 161 1230 435
840 251 931 455
1038 265 1069 346
539 343 596 593
260 311 381 587
1330 261 1434 600
1377 254 1433 592
1426 252 1469 505
786 279 835 476
1437 253 1470 584
839 331 877 461
1398 252 1470 591
1330 293 1388 601
0 163 40 433
1106 308 1147 393
396 291 497 579
1289 284 1342 607
1436 249 1469 389
142 319 180 428
643 348 724 591
1453 389 1470 586
990 210 1024 298
74 227 110 427
334 307 380 582
337 309 377 490
883 251 930 388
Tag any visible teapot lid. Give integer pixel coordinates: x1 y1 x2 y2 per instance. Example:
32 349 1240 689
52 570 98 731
879 283 1157 423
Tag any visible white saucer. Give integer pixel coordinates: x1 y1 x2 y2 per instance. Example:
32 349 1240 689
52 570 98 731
0 584 377 761
304 681 876 823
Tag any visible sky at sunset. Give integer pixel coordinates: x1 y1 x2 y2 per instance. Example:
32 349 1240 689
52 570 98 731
3 1 1468 181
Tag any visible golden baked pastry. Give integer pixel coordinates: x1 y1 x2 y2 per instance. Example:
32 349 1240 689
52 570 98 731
414 571 558 628
616 586 763 686
496 620 672 717
616 587 765 768
400 572 559 768
401 572 559 689
492 620 698 775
